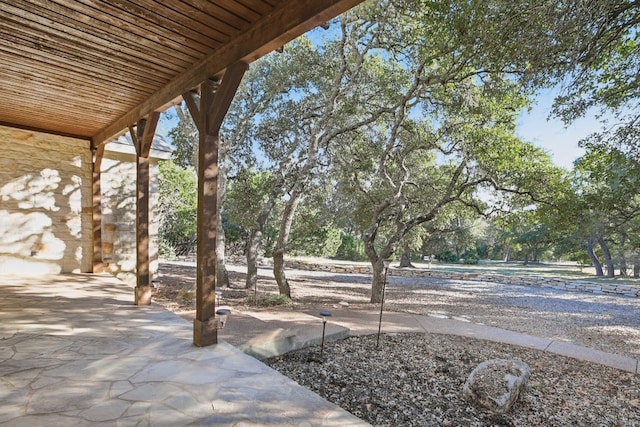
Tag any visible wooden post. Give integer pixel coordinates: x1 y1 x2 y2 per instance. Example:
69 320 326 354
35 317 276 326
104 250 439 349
91 144 105 273
131 112 160 305
192 62 247 347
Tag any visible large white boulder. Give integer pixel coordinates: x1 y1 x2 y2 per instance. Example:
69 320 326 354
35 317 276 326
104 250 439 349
463 359 530 414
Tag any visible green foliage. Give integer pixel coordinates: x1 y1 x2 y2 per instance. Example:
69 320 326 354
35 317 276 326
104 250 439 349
287 193 344 258
462 251 480 264
157 160 197 256
289 221 342 258
156 0 640 282
335 234 367 261
225 169 277 229
168 106 198 169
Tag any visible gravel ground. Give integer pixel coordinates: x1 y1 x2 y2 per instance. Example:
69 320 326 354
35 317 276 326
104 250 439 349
154 261 640 426
280 268 640 360
265 333 640 426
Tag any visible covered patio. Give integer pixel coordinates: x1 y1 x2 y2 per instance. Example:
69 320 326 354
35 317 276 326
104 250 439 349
0 1 370 424
0 0 363 344
0 273 366 425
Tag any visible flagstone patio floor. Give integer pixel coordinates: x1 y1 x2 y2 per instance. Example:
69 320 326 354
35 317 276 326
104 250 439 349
0 274 368 427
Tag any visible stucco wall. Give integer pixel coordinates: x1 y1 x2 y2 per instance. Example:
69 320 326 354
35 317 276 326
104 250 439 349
100 149 160 285
0 125 92 274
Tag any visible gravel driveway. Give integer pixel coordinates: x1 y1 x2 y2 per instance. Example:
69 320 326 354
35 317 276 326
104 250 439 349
160 262 640 359
258 266 640 359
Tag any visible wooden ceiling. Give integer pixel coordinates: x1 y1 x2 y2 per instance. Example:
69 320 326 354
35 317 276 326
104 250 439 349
0 0 364 148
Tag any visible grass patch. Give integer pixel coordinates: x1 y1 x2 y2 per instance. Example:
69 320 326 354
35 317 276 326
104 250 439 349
247 293 292 307
420 262 640 285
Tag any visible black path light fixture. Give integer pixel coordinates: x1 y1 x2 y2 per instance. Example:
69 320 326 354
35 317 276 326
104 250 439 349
376 258 392 348
319 310 332 357
215 308 231 329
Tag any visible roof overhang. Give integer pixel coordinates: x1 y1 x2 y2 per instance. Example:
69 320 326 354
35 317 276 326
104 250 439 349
0 0 365 147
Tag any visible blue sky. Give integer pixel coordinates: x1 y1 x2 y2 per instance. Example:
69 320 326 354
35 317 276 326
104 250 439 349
517 87 603 170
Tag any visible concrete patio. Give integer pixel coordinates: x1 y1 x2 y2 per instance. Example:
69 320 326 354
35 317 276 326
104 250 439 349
0 274 367 426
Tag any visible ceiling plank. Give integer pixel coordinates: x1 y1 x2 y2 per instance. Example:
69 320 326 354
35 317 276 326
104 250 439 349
91 0 365 148
1 3 190 74
0 15 176 85
14 0 204 61
51 0 216 56
108 0 235 43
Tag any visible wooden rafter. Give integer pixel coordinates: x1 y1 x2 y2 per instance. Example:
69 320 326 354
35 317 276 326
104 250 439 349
182 90 203 132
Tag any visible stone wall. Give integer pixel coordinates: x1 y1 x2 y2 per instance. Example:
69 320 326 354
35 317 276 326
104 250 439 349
282 260 640 298
0 125 162 282
0 125 92 274
100 150 160 285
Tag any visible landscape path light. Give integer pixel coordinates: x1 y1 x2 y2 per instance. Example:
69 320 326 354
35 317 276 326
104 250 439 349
376 258 392 348
215 308 231 329
319 311 332 357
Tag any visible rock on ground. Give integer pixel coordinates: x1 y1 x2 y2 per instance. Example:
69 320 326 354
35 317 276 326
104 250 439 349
463 359 530 414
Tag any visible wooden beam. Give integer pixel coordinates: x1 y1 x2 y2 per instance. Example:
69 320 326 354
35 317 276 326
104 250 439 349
206 62 248 135
193 65 247 347
193 78 220 347
182 90 202 132
0 121 91 141
129 124 138 154
91 0 365 148
140 111 160 158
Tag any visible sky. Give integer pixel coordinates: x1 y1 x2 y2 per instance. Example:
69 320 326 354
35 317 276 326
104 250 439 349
516 88 603 170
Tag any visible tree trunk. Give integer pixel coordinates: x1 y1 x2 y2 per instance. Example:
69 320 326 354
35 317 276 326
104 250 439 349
618 233 627 277
216 169 229 288
523 252 529 266
363 228 397 304
244 187 279 290
503 246 511 262
399 243 413 268
586 240 604 276
598 236 615 278
370 260 386 304
216 215 229 288
245 229 262 289
273 194 302 298
272 251 289 298
634 253 640 278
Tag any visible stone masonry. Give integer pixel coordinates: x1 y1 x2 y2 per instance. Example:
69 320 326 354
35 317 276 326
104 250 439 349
0 125 162 283
100 148 161 285
0 125 92 274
